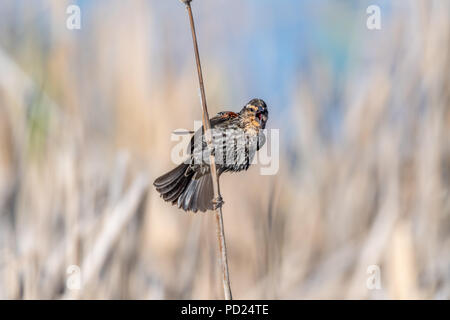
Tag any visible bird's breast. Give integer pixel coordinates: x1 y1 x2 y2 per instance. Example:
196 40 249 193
189 126 261 172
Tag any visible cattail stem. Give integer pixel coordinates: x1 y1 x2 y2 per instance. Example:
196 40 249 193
181 0 232 300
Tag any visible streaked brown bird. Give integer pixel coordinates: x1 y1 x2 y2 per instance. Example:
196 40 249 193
154 98 269 212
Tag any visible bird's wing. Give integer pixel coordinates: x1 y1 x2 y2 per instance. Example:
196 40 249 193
211 111 239 126
185 111 239 173
188 111 238 150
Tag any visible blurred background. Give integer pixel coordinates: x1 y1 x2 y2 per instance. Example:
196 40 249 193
0 0 449 299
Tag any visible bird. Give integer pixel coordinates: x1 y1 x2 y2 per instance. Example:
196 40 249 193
153 98 269 213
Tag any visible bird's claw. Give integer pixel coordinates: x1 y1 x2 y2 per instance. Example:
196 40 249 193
212 196 224 210
207 144 216 157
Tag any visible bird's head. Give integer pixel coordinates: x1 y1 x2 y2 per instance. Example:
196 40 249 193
241 98 269 129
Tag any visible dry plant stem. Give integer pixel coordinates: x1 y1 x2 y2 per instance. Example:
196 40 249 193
183 0 233 300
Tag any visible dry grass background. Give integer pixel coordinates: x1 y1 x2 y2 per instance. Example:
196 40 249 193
0 0 449 299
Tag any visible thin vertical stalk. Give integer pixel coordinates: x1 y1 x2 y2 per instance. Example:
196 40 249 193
181 0 232 300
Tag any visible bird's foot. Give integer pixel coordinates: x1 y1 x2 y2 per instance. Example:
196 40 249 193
212 196 224 210
207 144 216 157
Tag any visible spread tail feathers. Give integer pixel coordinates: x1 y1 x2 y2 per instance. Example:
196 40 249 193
153 164 214 212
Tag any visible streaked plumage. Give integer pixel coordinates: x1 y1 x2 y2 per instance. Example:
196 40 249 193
154 98 269 212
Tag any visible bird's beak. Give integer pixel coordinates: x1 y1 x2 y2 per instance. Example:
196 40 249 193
256 110 266 124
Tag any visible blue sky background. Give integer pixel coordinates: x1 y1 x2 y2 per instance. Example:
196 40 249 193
147 0 392 110
9 0 394 123
2 0 395 145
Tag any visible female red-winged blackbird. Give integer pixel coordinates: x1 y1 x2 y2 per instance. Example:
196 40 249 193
154 98 268 212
